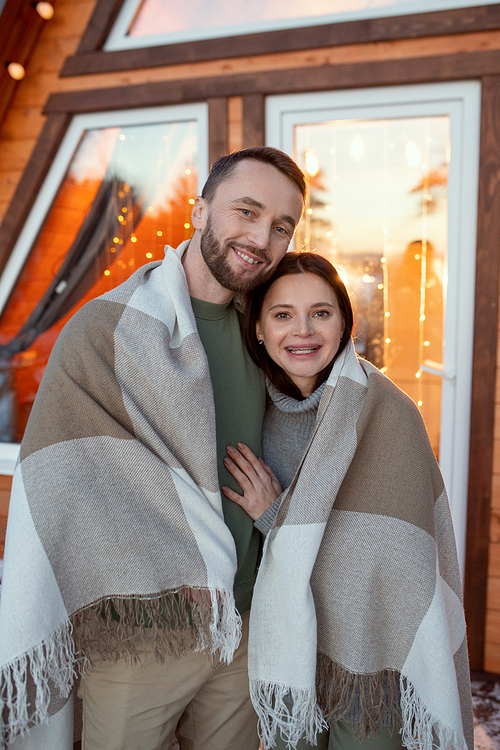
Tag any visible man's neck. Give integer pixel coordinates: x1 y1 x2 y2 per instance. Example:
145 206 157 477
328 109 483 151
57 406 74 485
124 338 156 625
181 234 234 305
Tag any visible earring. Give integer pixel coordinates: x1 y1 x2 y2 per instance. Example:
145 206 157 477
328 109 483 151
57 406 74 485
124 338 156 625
258 339 265 346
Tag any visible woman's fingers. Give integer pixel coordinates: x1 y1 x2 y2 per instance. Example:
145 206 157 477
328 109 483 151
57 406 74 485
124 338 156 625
258 458 283 495
221 485 244 504
223 455 253 489
222 444 281 521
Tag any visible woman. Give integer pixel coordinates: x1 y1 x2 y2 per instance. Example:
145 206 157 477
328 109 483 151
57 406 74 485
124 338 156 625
222 252 473 750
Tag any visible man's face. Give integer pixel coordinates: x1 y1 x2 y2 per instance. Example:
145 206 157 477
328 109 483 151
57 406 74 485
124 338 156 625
195 160 304 293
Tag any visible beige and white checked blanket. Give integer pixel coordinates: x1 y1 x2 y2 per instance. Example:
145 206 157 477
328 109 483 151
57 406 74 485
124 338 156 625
249 341 473 750
0 244 242 748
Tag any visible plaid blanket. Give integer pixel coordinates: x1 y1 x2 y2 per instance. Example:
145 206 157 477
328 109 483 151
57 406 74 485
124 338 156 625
249 341 473 750
0 244 241 748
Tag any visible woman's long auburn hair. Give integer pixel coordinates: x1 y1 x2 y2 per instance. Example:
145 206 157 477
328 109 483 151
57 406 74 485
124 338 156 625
243 252 354 400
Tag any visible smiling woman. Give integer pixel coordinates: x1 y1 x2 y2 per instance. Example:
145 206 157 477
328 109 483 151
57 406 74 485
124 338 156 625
256 273 344 398
222 250 472 750
244 252 353 401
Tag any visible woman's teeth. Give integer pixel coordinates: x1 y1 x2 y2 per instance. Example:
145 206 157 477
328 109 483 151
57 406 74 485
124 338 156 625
287 347 318 354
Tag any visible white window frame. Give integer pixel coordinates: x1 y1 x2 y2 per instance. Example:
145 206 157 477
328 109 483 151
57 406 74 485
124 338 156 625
0 102 209 474
105 0 500 51
266 81 481 575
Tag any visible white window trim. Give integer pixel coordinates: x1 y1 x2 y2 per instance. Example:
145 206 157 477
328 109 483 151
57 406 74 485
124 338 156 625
0 102 209 474
266 80 481 575
105 0 500 51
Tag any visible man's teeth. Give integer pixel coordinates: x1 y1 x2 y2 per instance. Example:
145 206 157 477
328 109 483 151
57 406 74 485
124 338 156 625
287 347 318 354
236 249 260 265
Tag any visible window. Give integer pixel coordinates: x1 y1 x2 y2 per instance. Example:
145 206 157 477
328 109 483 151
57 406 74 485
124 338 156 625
104 0 500 51
267 82 481 572
0 103 208 472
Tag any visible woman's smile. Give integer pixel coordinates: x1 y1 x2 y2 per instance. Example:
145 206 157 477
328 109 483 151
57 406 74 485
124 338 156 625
256 272 344 398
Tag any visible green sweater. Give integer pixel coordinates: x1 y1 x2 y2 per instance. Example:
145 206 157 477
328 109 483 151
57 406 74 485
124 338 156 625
191 297 266 614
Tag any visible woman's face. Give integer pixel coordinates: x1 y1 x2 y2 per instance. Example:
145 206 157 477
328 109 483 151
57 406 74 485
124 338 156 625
256 272 344 398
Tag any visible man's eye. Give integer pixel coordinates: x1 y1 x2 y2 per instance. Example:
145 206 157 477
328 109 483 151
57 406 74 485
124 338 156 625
275 226 290 236
240 208 252 217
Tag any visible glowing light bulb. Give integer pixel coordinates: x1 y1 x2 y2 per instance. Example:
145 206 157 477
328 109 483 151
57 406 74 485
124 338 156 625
35 2 54 20
305 151 319 176
350 134 364 162
405 140 421 167
7 63 25 80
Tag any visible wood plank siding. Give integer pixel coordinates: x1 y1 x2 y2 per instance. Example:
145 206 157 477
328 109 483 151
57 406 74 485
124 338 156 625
1 0 500 670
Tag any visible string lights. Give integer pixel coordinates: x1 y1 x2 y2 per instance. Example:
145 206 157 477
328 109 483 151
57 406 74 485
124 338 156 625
34 2 54 20
297 115 447 443
6 63 25 80
101 125 197 281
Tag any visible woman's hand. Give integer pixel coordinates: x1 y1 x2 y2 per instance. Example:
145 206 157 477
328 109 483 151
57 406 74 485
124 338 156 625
222 443 282 521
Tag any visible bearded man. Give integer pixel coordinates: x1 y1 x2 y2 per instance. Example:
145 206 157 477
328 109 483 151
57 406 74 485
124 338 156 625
0 147 306 750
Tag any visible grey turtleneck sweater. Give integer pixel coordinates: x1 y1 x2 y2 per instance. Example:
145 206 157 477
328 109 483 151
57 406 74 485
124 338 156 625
255 381 326 535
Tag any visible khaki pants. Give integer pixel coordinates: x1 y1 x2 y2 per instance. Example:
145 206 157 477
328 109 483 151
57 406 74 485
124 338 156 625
77 612 258 750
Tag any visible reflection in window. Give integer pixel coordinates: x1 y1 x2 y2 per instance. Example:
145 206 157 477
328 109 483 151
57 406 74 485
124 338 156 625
0 120 199 443
127 0 383 39
295 116 449 456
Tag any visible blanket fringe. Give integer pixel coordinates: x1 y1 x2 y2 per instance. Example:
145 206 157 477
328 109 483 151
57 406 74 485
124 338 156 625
316 656 468 750
316 654 402 739
400 675 468 750
250 680 327 749
0 621 75 747
1 589 240 747
73 588 241 666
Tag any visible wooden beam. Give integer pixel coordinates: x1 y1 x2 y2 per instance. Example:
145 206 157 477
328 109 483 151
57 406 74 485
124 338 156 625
76 0 126 53
464 75 500 670
61 4 500 76
208 98 228 166
0 0 48 133
242 94 265 148
47 48 500 116
0 113 71 276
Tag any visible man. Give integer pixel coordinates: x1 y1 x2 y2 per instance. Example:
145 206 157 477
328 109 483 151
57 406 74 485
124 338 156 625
0 147 306 750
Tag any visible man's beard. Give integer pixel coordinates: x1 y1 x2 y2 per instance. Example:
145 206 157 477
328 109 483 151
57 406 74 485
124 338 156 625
200 217 277 293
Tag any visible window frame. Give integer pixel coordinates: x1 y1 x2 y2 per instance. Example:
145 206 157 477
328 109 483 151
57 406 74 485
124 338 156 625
0 101 209 473
103 0 500 52
60 1 500 77
266 81 482 577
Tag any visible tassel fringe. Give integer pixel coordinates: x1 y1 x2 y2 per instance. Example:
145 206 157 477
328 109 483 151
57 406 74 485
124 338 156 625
0 621 75 747
253 657 468 750
73 587 241 666
316 654 402 739
250 680 327 749
400 675 468 750
1 588 240 747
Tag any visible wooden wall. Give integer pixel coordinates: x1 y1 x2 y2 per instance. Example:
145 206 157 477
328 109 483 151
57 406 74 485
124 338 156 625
485 316 500 672
3 0 500 671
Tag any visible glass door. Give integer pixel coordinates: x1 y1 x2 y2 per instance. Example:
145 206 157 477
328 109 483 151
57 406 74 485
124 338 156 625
267 82 481 573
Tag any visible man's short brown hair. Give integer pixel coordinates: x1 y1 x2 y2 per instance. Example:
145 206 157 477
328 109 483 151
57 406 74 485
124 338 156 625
201 147 307 205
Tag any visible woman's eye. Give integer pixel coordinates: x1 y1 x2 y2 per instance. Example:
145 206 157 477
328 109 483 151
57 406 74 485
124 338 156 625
275 312 290 320
314 310 330 318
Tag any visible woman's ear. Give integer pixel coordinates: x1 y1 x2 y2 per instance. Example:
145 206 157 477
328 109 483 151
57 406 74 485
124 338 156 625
255 320 263 342
191 196 206 230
